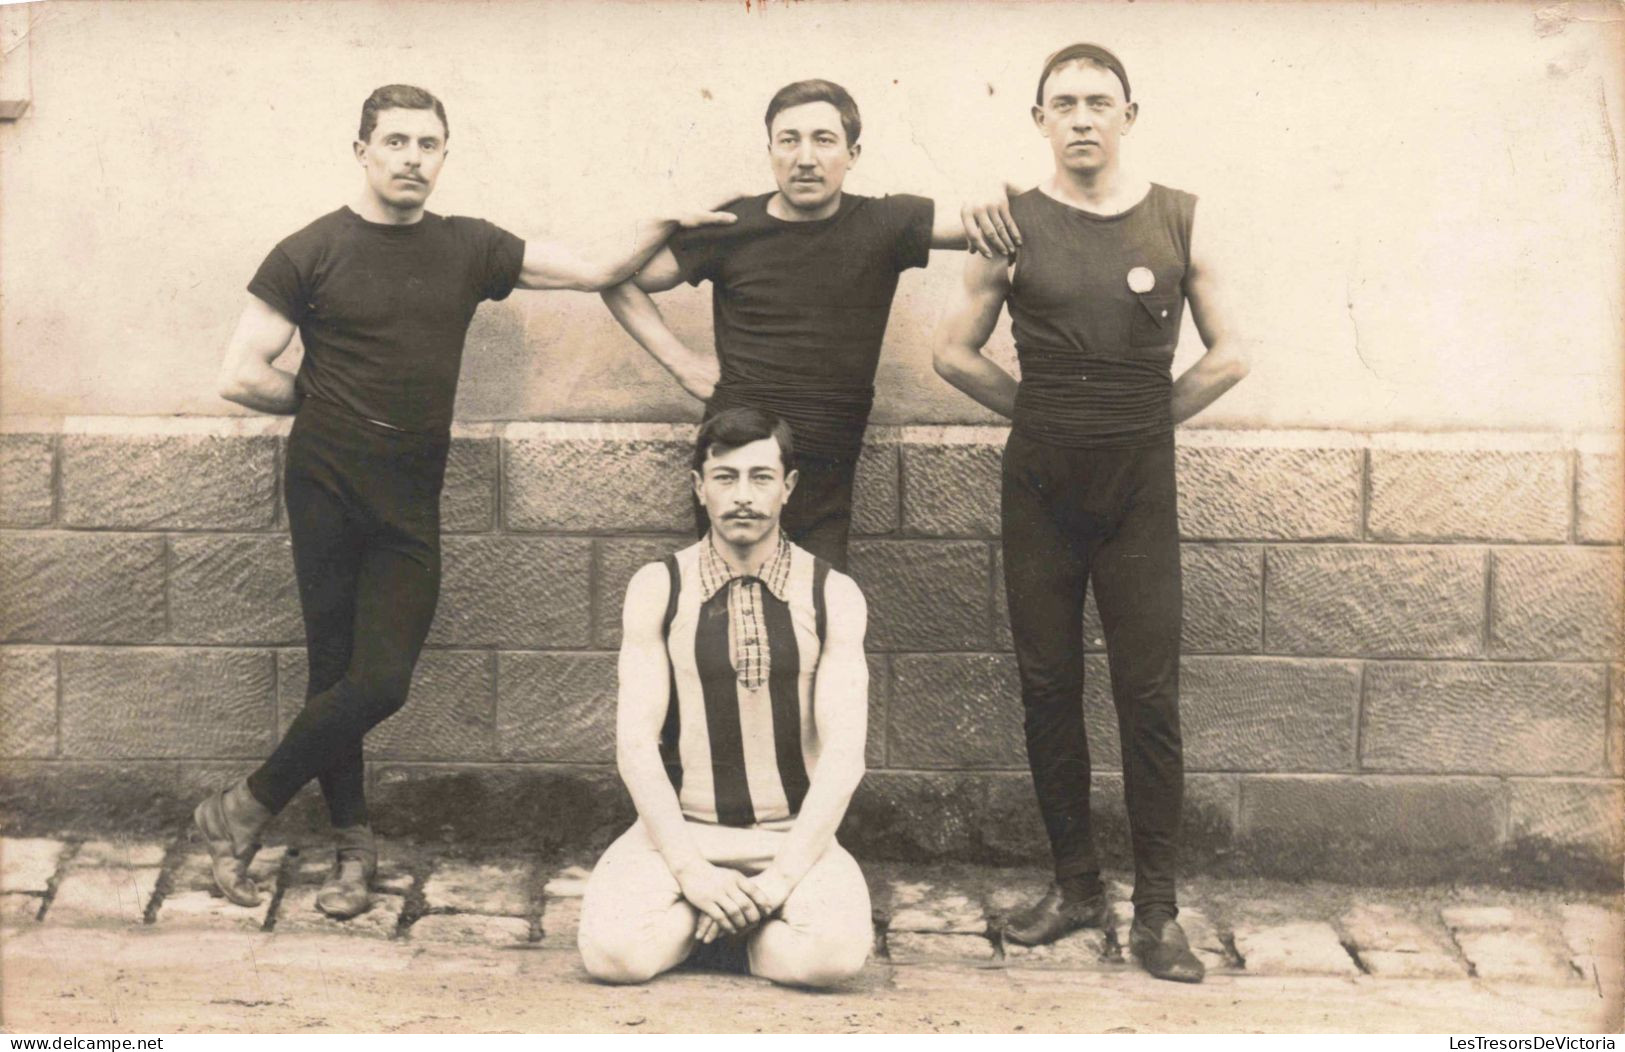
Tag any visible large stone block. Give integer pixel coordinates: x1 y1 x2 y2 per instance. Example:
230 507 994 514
888 654 1025 768
847 540 991 651
60 433 278 530
1508 779 1624 880
429 536 592 647
369 763 632 848
504 429 691 532
1051 771 1240 870
496 652 616 763
843 771 1029 862
60 649 276 759
1265 546 1485 657
0 760 260 836
422 859 533 916
866 653 889 768
1238 775 1506 882
1612 666 1624 778
278 649 496 760
901 441 1002 538
1232 922 1360 976
0 434 54 526
1177 444 1361 540
442 433 498 533
852 439 900 536
1181 658 1360 772
169 535 301 645
1576 452 1623 545
0 648 56 757
1490 548 1623 661
592 536 690 648
0 534 166 643
1363 663 1606 775
1369 448 1570 542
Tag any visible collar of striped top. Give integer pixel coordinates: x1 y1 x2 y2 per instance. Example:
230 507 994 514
698 530 793 601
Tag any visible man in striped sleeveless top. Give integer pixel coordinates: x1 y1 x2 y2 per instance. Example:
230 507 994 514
577 408 873 987
933 44 1252 983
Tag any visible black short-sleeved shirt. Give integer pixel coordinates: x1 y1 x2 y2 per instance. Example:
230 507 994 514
248 207 526 434
669 192 935 459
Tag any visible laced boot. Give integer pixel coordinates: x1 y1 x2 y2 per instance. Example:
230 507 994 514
315 824 377 920
192 781 271 907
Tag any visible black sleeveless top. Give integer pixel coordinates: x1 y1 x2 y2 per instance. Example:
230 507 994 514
1007 183 1197 448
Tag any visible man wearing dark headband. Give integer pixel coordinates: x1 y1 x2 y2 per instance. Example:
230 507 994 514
932 44 1251 983
598 78 1021 571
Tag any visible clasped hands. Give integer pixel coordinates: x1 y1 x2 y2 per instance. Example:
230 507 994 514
674 859 793 944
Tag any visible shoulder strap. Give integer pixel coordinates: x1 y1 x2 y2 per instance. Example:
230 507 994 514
658 553 683 790
660 554 680 639
812 557 832 645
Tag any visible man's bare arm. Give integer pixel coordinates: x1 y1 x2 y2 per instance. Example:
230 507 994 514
217 295 300 414
1171 203 1251 423
931 252 1019 418
931 182 1026 257
600 248 718 402
748 573 870 909
616 563 764 937
517 199 738 293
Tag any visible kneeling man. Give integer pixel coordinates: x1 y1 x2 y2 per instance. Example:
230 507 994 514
578 408 873 988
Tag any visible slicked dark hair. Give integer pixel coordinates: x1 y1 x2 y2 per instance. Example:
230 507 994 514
1035 43 1131 105
358 84 449 143
693 407 797 474
764 79 861 147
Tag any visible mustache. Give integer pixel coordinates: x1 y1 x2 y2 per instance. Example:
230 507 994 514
721 511 767 520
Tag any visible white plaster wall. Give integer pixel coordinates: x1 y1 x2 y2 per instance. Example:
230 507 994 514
1 0 1621 434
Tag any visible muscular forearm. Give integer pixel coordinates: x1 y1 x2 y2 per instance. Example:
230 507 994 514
601 283 718 401
582 214 685 291
219 363 301 415
1170 341 1250 424
934 347 1019 419
764 755 863 889
617 741 705 878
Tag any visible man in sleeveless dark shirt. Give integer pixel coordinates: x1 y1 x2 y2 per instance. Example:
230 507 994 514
598 79 1024 570
577 409 873 988
933 45 1251 983
192 84 740 921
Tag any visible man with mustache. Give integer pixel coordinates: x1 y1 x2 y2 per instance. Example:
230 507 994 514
601 78 1021 570
933 44 1252 983
578 408 873 988
194 84 738 920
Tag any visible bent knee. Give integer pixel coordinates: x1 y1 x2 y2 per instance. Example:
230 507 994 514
762 933 870 989
578 932 667 985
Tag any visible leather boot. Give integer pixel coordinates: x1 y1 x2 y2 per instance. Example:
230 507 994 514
315 824 376 920
193 781 271 907
1002 884 1110 946
1129 913 1206 983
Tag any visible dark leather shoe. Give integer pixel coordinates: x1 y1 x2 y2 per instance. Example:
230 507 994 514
1002 884 1110 946
1129 915 1205 983
192 783 269 908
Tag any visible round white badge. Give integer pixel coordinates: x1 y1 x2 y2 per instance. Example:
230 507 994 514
1127 266 1155 294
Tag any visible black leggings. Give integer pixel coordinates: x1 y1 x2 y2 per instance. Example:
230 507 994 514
245 399 448 828
1001 429 1183 910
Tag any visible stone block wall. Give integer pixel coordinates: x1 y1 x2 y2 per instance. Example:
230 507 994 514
1 420 1620 886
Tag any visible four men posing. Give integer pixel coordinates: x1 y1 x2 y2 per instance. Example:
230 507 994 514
206 43 1248 990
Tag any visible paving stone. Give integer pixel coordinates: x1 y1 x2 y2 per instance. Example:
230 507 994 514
889 893 986 934
1 837 67 892
74 839 169 868
1 893 43 927
984 876 1054 918
47 866 161 925
409 913 532 946
274 887 403 938
421 860 533 916
1342 903 1447 954
543 864 591 899
170 845 287 893
1362 950 1468 978
153 889 272 931
1232 921 1360 976
886 931 995 961
1453 929 1574 983
1003 928 1108 964
1560 903 1624 959
1440 905 1538 932
540 895 582 948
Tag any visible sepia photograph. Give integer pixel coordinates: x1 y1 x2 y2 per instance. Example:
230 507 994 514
0 0 1620 1036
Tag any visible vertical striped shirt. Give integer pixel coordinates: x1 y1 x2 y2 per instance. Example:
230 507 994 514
665 537 828 826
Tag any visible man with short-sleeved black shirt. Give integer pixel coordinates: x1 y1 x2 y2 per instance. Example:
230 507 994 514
191 83 737 921
602 79 1021 570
